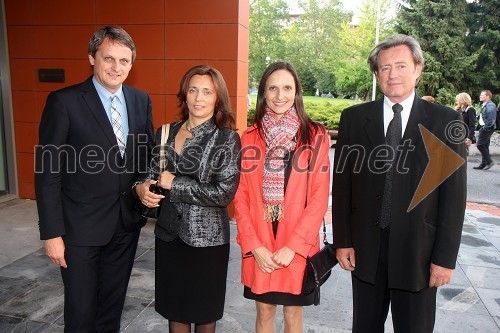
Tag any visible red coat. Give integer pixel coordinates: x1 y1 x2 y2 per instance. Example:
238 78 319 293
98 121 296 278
234 124 331 295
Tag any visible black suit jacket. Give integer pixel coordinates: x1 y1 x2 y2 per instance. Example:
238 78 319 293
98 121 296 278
332 95 466 291
35 77 154 246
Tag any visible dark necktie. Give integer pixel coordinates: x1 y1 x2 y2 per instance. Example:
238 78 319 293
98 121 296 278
379 103 403 229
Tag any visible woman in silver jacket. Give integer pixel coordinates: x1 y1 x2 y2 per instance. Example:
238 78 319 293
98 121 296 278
135 65 240 333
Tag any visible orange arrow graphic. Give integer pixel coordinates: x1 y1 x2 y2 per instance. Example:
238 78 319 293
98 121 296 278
407 124 465 212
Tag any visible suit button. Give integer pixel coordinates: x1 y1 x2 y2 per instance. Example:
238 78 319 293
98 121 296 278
177 214 182 219
374 219 379 225
376 195 382 200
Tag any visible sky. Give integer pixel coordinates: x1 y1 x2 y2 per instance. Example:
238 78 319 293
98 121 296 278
287 0 397 24
287 0 365 14
340 0 363 13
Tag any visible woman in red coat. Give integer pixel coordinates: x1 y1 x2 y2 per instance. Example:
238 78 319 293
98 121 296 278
234 61 330 333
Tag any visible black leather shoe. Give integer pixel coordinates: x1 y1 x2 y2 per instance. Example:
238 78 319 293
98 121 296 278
473 164 486 170
484 161 495 170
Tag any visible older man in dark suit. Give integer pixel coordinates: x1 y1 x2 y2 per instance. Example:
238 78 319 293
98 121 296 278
35 26 155 332
332 34 466 332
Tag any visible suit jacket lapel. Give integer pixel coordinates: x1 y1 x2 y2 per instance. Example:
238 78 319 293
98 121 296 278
403 94 428 145
364 98 386 148
362 96 428 148
394 95 430 206
81 77 120 151
123 84 137 159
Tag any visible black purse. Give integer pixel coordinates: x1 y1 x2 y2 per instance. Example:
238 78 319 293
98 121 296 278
300 160 338 305
301 220 337 305
137 124 170 219
138 183 163 219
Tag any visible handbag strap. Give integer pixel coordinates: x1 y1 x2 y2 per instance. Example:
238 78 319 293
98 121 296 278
159 124 170 172
305 151 328 246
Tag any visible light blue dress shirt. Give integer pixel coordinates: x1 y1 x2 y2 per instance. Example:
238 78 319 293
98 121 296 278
92 77 129 146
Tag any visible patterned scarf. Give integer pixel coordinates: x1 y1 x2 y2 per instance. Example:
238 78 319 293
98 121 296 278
261 105 300 222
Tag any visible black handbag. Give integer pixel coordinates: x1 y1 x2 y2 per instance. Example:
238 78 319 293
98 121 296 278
137 124 170 219
138 183 163 219
300 159 338 305
301 220 338 305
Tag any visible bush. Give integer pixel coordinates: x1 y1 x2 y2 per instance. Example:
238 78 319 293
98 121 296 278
246 96 358 130
247 107 255 127
304 99 356 129
305 103 343 129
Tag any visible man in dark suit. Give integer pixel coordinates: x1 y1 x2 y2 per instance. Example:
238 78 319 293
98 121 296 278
35 26 155 332
332 34 466 332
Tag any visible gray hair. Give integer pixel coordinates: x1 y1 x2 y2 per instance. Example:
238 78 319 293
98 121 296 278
367 34 424 74
88 26 136 62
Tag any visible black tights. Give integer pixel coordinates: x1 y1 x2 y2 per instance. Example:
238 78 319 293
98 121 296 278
168 320 216 333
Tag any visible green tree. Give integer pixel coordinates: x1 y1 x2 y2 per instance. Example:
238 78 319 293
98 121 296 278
281 23 316 94
464 0 500 102
249 0 290 87
397 0 477 104
333 0 395 100
296 67 317 96
283 0 348 95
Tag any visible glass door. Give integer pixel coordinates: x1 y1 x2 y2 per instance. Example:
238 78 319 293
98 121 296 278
0 75 7 195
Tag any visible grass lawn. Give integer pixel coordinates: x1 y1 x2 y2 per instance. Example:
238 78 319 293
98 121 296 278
302 96 359 106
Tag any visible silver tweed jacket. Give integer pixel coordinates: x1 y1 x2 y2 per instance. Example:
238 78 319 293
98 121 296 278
152 118 241 247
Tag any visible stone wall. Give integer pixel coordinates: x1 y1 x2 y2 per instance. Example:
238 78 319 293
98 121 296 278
468 131 500 156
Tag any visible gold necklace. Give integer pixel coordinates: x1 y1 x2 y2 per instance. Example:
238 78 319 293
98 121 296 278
184 122 193 134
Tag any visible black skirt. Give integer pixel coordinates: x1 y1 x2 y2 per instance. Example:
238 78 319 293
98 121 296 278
155 236 230 323
244 286 315 306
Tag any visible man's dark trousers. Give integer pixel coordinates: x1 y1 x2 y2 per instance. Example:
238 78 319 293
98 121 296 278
351 227 437 333
61 221 140 333
476 127 494 166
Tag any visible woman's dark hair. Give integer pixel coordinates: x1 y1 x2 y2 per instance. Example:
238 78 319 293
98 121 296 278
254 61 321 146
88 26 136 62
177 65 235 130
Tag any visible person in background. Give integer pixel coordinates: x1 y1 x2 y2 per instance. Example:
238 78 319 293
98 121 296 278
421 95 435 103
248 93 252 111
135 65 240 333
234 61 330 333
35 26 154 332
473 90 497 170
454 92 476 146
332 34 466 332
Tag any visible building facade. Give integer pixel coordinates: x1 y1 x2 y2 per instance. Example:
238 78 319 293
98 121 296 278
0 0 250 200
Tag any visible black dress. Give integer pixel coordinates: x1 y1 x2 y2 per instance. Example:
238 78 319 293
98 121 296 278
243 151 315 306
155 235 229 323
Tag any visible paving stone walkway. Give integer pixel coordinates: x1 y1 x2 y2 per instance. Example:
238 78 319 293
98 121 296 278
0 199 499 332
